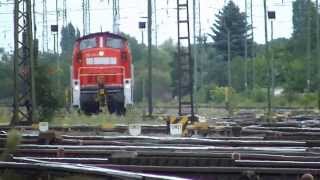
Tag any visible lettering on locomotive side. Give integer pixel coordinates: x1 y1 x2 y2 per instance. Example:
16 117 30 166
86 57 117 65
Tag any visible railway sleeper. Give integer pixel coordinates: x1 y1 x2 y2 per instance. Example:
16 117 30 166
107 157 234 167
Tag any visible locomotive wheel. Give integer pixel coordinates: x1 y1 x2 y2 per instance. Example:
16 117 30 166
115 101 126 115
80 93 100 115
107 100 116 114
107 99 125 115
107 93 126 115
81 101 100 115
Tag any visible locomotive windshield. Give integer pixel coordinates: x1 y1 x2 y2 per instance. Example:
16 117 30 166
105 37 123 49
80 37 97 50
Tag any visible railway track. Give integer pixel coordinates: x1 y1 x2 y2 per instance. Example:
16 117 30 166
0 135 320 179
0 113 319 179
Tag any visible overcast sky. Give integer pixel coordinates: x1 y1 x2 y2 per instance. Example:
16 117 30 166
0 0 295 52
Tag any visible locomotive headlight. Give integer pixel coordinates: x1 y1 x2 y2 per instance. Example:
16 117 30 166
74 84 80 91
124 80 131 88
99 51 104 56
74 81 80 91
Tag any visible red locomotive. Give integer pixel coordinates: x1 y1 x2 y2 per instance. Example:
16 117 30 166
71 32 133 114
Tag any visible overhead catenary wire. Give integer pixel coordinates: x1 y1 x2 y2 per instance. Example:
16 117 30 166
0 0 297 53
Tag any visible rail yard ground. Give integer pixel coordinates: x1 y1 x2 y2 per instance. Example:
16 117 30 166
0 106 319 179
3 0 320 179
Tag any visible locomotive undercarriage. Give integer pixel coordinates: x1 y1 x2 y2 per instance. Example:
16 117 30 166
80 87 126 115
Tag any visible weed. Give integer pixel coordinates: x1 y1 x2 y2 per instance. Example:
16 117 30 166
1 130 21 161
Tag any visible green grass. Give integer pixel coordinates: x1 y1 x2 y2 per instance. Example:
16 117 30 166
50 107 160 126
0 107 10 125
1 130 21 161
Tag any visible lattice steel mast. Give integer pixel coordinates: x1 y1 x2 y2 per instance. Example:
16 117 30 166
177 0 195 121
12 0 37 125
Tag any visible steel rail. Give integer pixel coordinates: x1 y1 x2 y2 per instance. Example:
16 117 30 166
0 159 187 180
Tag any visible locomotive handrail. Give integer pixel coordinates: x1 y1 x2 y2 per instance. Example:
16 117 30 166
79 73 123 76
78 66 125 78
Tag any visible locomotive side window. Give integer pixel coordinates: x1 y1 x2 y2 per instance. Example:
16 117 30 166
80 38 97 50
106 37 123 49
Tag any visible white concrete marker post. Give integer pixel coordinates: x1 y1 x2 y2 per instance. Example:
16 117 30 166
129 124 141 136
170 123 183 136
39 122 49 132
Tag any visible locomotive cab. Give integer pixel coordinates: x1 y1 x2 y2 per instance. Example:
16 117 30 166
71 32 133 115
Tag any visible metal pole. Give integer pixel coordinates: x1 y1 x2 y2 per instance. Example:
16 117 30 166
198 0 202 88
56 0 61 92
88 0 91 33
148 0 153 116
82 0 85 35
227 30 231 89
141 30 144 45
13 0 18 124
29 0 36 122
33 0 36 39
53 34 56 54
63 0 67 26
244 0 248 90
317 0 320 110
251 0 255 89
271 20 275 96
193 0 198 113
12 0 36 124
264 0 271 118
154 0 158 47
56 0 59 54
82 0 90 35
42 0 48 52
113 0 119 33
307 0 311 91
227 30 231 114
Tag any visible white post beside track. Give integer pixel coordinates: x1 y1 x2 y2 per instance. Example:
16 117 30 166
129 124 141 136
170 124 183 136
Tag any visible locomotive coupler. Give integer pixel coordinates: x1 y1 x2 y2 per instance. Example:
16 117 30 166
97 77 107 110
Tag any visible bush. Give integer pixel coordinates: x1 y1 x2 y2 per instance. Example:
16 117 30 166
1 130 21 161
197 84 214 103
250 87 267 103
210 86 236 104
210 86 225 103
298 93 316 108
35 63 60 121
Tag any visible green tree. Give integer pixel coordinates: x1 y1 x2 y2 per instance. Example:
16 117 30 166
292 0 318 53
122 33 145 63
209 1 252 61
60 23 80 56
290 0 320 90
0 54 13 101
35 53 60 121
121 34 174 102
